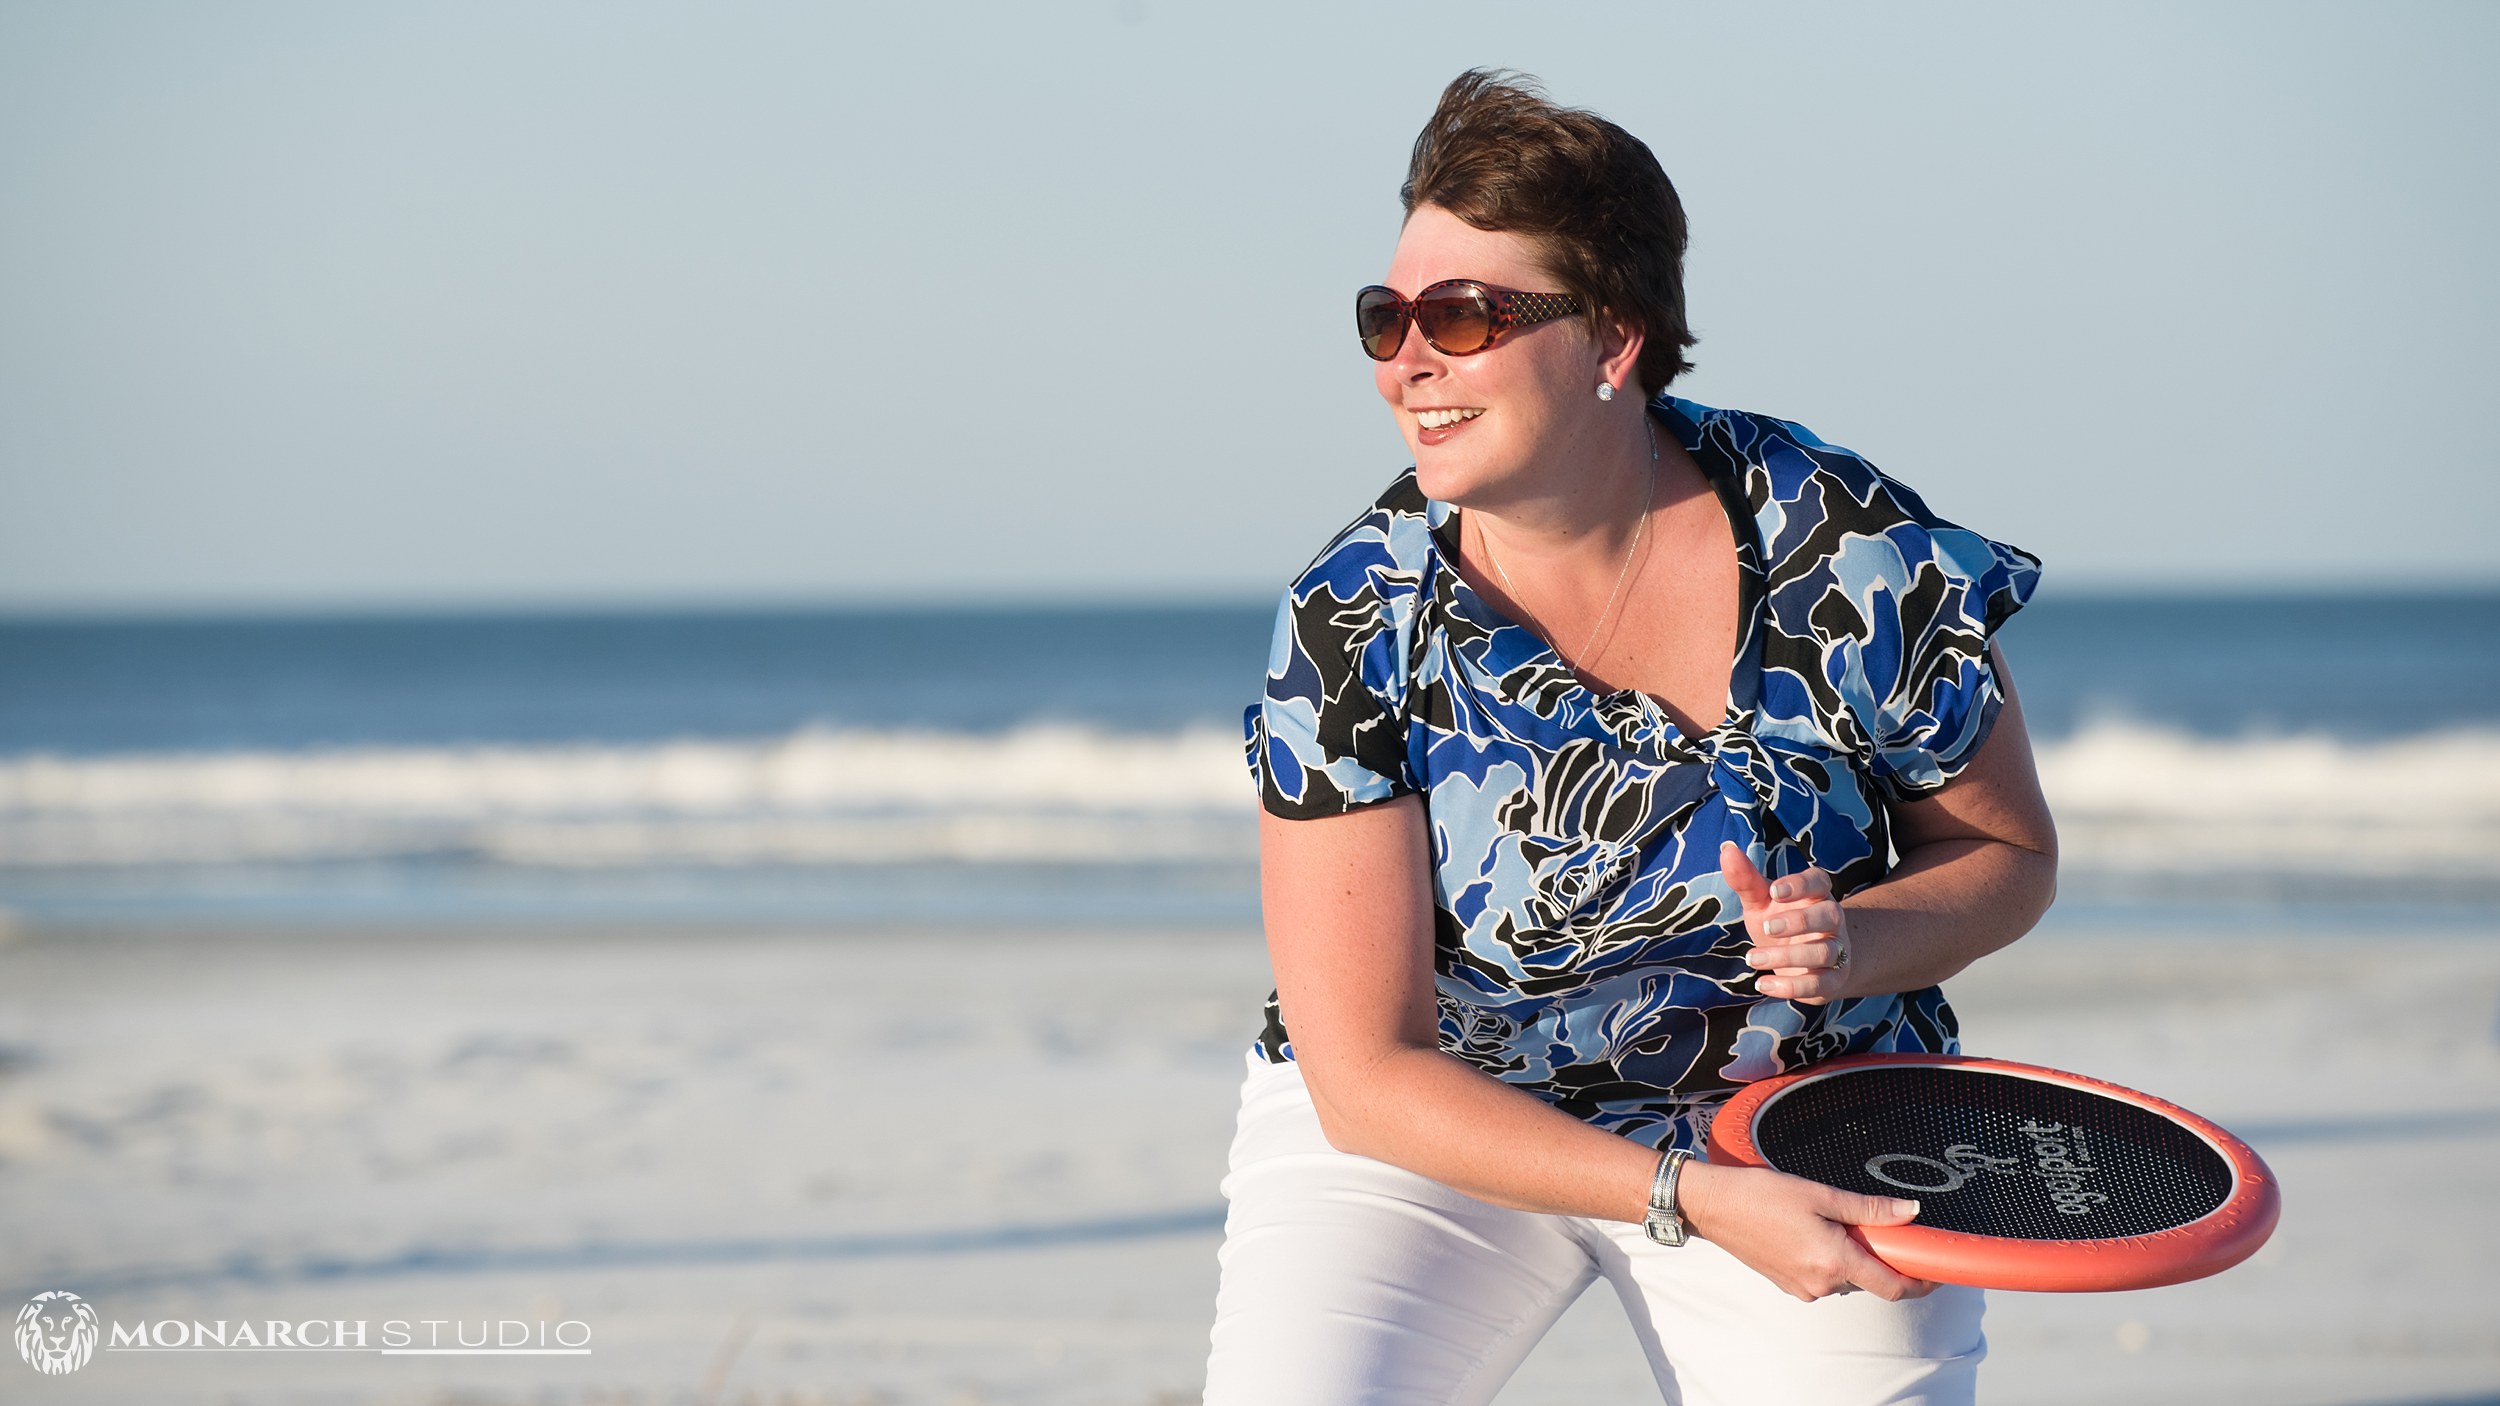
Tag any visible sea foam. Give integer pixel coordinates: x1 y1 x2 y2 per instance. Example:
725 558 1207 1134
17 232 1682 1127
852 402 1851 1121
2 723 2493 883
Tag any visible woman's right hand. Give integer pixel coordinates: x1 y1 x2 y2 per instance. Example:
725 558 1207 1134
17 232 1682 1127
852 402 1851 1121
1675 1159 1938 1302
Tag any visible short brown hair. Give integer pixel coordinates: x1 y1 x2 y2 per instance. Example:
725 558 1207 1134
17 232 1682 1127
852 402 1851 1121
1401 69 1696 394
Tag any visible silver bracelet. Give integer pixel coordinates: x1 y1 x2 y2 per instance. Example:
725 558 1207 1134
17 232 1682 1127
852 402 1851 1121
1643 1148 1693 1247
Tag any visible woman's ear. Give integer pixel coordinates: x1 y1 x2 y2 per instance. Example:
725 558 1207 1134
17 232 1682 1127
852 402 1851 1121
1596 309 1647 398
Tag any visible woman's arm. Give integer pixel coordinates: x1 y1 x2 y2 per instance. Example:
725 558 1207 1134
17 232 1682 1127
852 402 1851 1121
1261 795 1663 1222
1731 641 2059 1004
1263 795 1935 1302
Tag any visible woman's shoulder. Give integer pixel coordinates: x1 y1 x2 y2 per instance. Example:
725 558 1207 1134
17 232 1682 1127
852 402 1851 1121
1674 400 1956 540
1678 397 2040 794
1278 469 1443 614
1670 397 2039 631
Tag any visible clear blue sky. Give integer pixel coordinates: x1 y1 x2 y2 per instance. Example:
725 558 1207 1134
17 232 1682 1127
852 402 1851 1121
3 1 2494 611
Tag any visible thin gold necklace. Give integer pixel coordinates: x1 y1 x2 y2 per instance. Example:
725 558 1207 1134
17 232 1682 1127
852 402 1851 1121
1479 416 1660 671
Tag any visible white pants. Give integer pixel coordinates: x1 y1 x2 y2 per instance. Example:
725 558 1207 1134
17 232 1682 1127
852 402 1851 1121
1203 1053 1986 1405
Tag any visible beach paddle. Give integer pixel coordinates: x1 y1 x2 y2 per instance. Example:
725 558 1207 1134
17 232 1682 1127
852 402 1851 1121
1705 1052 2280 1292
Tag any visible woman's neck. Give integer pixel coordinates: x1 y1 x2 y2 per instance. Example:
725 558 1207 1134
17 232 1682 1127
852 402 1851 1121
1456 406 1727 682
1463 408 1665 569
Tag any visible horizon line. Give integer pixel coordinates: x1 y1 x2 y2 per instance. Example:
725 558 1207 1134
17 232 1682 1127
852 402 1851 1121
3 576 2498 624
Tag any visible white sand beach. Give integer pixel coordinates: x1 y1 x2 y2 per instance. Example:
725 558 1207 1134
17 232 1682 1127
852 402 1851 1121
3 917 2495 1405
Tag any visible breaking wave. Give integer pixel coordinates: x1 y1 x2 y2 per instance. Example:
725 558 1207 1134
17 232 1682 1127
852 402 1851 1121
2032 721 2500 889
0 726 1254 868
2 722 2495 885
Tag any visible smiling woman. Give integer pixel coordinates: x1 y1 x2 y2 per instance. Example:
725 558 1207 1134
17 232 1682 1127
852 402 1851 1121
1203 70 2058 1404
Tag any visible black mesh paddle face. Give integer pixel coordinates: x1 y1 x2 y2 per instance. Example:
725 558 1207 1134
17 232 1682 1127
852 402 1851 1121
1750 1066 2234 1241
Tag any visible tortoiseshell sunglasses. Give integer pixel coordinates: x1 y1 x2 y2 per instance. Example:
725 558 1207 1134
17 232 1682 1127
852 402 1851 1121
1355 280 1583 361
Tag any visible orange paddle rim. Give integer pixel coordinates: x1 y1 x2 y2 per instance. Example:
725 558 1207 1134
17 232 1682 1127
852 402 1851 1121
1706 1053 2281 1292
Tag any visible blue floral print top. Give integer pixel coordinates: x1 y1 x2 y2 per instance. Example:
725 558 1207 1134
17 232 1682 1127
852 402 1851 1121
1243 395 2041 1153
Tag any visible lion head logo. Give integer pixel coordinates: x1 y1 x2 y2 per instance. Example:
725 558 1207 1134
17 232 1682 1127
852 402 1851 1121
15 1291 98 1375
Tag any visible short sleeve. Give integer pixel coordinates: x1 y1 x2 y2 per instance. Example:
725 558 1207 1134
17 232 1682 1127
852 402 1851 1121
1242 529 1422 820
1809 479 2039 802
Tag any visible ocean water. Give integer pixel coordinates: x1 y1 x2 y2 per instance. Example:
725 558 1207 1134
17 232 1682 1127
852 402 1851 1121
1 593 2494 930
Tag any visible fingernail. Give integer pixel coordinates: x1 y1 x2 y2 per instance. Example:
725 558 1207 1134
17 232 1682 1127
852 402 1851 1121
1893 1199 1921 1217
1763 917 1788 937
1771 880 1794 900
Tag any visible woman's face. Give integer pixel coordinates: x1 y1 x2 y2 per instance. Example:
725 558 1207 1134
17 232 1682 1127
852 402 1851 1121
1373 205 1625 507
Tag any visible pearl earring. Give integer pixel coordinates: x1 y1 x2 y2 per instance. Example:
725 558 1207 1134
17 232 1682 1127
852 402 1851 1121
1596 382 1616 402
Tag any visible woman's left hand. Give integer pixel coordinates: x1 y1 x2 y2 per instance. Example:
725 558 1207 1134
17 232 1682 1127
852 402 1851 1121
1720 842 1851 1005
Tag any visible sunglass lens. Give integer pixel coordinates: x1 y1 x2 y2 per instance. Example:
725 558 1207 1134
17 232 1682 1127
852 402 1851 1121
1415 285 1494 355
1355 288 1407 361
